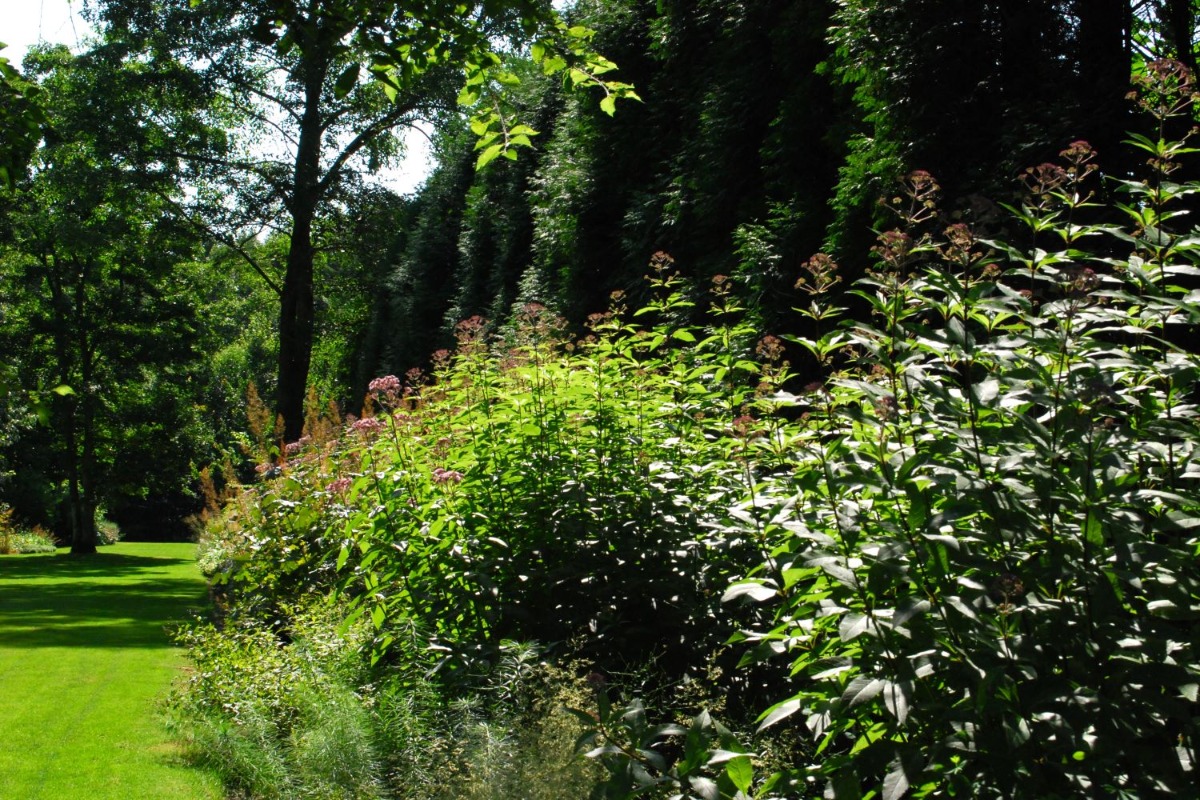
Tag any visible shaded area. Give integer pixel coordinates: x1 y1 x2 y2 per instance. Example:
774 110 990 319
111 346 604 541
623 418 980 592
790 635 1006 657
0 547 208 649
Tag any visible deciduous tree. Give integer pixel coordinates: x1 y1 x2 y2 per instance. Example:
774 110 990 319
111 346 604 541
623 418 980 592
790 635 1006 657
90 0 636 440
0 45 205 552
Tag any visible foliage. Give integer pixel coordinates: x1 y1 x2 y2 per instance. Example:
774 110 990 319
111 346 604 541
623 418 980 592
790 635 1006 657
823 0 1135 258
189 242 801 796
91 0 638 440
170 604 384 799
370 0 846 376
169 601 600 799
0 43 44 188
0 504 57 554
0 44 209 551
198 92 1200 789
706 86 1198 799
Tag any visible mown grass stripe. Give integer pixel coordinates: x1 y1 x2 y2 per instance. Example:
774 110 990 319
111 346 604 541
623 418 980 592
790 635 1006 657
0 542 222 800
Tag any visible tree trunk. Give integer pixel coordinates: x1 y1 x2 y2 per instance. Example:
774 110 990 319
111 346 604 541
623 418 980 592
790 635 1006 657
1074 0 1132 174
43 253 97 554
277 62 327 443
1163 0 1197 73
71 267 97 554
278 204 317 444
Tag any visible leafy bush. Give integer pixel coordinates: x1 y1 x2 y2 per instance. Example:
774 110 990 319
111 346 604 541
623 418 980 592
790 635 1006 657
95 509 122 546
571 65 1200 800
187 62 1200 800
0 503 58 553
170 602 385 799
169 601 601 799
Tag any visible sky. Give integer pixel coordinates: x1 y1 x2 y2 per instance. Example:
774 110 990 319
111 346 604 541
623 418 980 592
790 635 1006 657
1 0 91 64
1 0 433 195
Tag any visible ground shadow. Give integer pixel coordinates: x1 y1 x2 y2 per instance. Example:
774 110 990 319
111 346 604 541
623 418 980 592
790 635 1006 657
0 550 210 649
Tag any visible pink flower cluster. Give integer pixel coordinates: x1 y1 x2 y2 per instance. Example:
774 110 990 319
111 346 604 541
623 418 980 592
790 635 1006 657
351 417 386 435
432 467 464 485
327 477 352 495
284 435 312 456
368 375 402 397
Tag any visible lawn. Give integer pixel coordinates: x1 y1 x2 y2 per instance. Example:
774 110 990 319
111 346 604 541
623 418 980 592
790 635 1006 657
0 542 224 799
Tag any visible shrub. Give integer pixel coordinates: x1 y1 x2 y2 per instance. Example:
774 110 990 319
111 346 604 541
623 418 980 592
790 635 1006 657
710 83 1199 798
187 62 1200 800
572 65 1200 800
95 509 122 545
0 504 58 554
169 602 600 800
168 602 383 799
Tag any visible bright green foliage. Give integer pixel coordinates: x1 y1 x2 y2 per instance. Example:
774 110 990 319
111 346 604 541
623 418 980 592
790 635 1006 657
207 259 771 679
0 43 44 188
170 604 602 799
170 604 386 799
0 503 56 553
92 0 637 440
704 92 1200 798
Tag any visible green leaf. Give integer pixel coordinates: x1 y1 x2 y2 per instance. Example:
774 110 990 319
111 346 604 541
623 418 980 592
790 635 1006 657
688 776 719 800
722 581 776 603
757 696 801 731
600 95 616 116
838 612 871 641
333 64 359 98
883 757 910 800
51 384 75 396
476 143 503 169
841 675 885 707
725 755 754 795
972 379 999 406
882 680 912 725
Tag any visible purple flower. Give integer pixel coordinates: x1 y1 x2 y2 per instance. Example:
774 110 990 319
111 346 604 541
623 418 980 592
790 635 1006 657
327 477 352 495
351 417 386 436
432 467 464 485
368 375 402 397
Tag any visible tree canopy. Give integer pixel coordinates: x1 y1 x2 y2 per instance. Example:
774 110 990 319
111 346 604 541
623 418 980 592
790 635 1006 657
86 0 638 440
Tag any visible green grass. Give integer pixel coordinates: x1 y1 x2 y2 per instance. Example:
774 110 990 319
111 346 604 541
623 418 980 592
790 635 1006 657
0 542 224 799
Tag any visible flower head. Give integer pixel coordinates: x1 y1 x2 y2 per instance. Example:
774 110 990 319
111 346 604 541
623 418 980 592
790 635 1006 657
756 335 785 363
368 375 402 397
432 467 464 485
351 417 386 436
